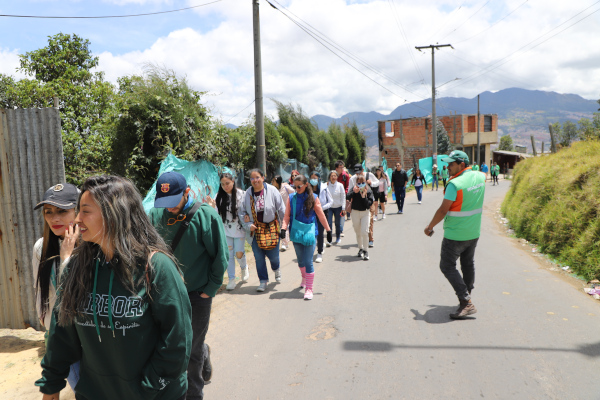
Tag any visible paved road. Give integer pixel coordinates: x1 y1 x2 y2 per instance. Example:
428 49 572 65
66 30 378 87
205 180 600 400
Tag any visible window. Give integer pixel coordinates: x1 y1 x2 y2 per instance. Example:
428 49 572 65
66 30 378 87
467 116 476 132
484 115 492 132
385 122 394 137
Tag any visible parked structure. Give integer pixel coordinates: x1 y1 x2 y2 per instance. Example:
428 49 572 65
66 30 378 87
378 114 499 168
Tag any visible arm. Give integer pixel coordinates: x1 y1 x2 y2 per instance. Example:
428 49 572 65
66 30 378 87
199 206 228 297
139 253 192 398
282 196 291 230
275 187 286 223
239 190 253 230
347 176 355 193
368 173 380 187
424 199 453 236
320 189 333 211
314 198 331 231
32 239 43 325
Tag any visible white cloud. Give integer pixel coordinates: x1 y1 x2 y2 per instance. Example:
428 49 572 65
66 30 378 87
0 48 26 79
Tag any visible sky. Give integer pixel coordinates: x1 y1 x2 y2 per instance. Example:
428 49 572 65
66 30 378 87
1 0 599 126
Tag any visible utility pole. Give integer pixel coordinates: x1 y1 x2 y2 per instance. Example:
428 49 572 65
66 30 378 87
548 124 557 153
477 94 480 165
253 0 266 172
530 135 537 156
415 44 453 168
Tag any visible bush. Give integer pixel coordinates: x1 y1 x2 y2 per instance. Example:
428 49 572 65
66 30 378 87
501 140 600 279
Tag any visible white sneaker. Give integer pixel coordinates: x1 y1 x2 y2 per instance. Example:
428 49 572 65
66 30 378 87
373 216 378 222
315 254 323 263
274 269 282 282
280 244 287 252
241 267 250 282
335 239 341 245
256 282 267 292
418 201 422 204
226 279 237 290
326 241 332 247
341 233 345 237
382 214 386 219
368 241 374 248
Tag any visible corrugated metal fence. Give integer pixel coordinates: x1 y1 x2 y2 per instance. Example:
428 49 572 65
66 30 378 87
0 107 64 329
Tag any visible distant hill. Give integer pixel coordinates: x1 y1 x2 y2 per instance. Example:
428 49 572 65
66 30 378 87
311 88 599 152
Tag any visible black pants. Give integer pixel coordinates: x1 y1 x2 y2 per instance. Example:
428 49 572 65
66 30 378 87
439 237 479 301
395 186 406 212
186 292 212 400
316 218 325 254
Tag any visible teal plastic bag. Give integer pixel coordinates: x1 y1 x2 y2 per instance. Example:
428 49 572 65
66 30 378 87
289 195 316 246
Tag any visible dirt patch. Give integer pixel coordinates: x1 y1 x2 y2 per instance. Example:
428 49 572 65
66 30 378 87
0 328 75 400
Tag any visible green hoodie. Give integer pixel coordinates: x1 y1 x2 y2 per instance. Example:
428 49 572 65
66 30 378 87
148 201 228 297
36 252 192 400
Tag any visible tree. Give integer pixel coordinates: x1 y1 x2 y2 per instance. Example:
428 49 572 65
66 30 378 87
498 134 514 151
434 117 452 155
0 33 116 184
559 121 578 147
328 123 348 162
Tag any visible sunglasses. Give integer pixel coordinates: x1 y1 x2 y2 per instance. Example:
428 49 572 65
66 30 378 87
167 214 186 226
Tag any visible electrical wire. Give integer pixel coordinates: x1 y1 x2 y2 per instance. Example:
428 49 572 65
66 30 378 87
442 1 600 93
387 0 425 83
438 0 493 42
424 1 468 43
0 1 221 19
454 0 529 44
224 100 256 125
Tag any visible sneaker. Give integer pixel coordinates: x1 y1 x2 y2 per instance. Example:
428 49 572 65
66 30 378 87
241 267 250 282
368 241 374 248
449 300 477 319
326 241 332 247
397 210 402 214
373 216 378 222
280 244 287 252
315 254 323 263
256 282 267 292
202 344 212 382
418 201 422 204
357 249 364 258
274 269 282 282
341 233 345 237
335 239 341 245
362 251 369 260
226 279 237 290
304 289 313 300
382 214 386 219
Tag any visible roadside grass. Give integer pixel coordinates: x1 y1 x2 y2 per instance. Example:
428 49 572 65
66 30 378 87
501 140 600 280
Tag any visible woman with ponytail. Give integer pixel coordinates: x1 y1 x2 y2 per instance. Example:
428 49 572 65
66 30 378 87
309 171 333 263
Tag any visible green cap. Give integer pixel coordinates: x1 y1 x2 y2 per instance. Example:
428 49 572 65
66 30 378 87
441 150 469 164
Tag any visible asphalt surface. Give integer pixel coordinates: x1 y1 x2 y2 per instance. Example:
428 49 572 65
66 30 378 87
205 179 600 400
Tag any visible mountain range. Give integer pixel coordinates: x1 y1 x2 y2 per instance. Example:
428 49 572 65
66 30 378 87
311 88 599 152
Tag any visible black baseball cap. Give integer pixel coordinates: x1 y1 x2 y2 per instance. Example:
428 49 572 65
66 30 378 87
353 163 363 173
34 183 80 210
154 171 187 208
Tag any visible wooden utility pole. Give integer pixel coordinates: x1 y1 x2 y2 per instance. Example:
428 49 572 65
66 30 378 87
541 142 545 154
530 135 537 156
253 0 266 172
415 44 453 168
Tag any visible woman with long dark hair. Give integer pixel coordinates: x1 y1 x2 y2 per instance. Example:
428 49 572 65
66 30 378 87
216 172 249 290
32 183 81 390
281 175 331 300
326 171 345 246
36 175 192 400
309 171 333 263
411 168 428 204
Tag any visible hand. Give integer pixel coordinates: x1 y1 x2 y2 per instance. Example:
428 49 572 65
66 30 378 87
250 224 257 232
424 227 434 237
353 186 359 193
60 222 79 262
341 210 345 216
42 394 60 400
280 229 286 239
244 215 250 223
200 292 210 298
326 231 332 243
366 179 372 185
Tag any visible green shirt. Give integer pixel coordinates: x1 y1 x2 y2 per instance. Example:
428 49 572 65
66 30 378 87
149 201 228 296
36 252 192 400
443 169 486 241
472 165 479 171
441 169 449 179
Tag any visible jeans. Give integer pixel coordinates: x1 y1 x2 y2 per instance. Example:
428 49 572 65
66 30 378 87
251 238 280 282
351 209 370 250
415 185 423 201
432 177 438 190
293 242 316 273
186 292 213 400
327 207 343 241
316 219 325 254
439 237 479 301
226 236 246 280
395 186 406 212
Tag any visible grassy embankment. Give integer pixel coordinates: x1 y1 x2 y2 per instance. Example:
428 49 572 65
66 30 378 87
501 141 600 280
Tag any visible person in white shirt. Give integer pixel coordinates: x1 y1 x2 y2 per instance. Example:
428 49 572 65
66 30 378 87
310 172 333 263
326 171 345 246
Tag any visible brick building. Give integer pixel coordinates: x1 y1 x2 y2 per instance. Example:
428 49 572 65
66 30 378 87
378 114 499 168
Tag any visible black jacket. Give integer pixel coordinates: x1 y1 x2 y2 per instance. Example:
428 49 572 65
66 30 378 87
391 169 408 188
346 188 374 211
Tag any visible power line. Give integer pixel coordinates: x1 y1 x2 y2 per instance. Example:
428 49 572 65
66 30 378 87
424 1 468 43
442 2 600 93
224 100 256 125
387 0 425 82
0 1 221 19
454 0 529 44
439 0 493 42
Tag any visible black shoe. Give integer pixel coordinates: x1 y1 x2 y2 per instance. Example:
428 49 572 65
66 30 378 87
202 344 212 382
357 249 364 258
362 251 369 260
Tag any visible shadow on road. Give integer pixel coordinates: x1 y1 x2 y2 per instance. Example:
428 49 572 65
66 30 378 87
335 254 367 263
410 305 474 324
269 287 306 300
220 282 279 296
341 340 600 358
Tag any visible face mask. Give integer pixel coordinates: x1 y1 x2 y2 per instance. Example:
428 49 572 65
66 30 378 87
309 179 319 186
358 183 366 188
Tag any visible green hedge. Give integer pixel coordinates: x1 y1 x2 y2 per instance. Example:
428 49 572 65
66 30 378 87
501 141 600 280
